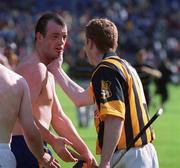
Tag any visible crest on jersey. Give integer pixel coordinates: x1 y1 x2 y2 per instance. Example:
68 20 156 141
94 109 100 118
101 80 112 99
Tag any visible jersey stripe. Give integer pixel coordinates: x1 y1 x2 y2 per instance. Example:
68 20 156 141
91 56 155 153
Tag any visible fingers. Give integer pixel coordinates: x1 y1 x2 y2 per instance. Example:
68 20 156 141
85 157 98 168
92 158 98 167
51 136 78 162
49 158 61 168
63 138 73 146
47 57 62 67
84 155 98 168
67 147 82 160
59 137 78 162
73 160 99 168
85 159 97 168
92 161 98 168
60 147 78 162
43 156 61 168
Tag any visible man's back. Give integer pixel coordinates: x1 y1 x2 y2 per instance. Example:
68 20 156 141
0 64 23 143
0 64 61 168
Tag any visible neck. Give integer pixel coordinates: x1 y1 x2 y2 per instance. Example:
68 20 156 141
27 52 40 64
92 50 117 66
35 48 49 66
103 51 117 59
92 50 103 66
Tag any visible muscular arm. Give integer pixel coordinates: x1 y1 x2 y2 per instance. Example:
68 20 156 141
18 77 60 167
99 116 123 168
50 74 97 166
48 60 93 107
52 93 96 166
18 78 45 160
35 118 78 162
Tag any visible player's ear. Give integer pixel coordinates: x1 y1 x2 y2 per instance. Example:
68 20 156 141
35 32 43 41
88 39 94 49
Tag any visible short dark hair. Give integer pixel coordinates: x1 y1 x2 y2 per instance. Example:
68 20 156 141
85 18 118 53
35 12 66 41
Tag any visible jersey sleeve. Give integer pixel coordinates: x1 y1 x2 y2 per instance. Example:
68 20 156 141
92 66 125 120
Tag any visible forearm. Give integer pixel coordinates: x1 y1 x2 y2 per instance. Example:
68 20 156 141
24 126 59 167
50 82 96 164
23 123 45 160
37 117 85 154
51 66 86 106
55 117 97 166
35 119 57 145
99 116 123 168
53 115 90 155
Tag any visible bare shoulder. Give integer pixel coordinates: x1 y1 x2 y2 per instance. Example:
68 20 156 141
9 67 28 90
0 64 27 94
16 59 48 84
2 64 22 80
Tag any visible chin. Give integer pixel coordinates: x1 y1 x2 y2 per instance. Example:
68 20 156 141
53 54 60 59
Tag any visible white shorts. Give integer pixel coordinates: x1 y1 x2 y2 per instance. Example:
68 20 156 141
0 143 16 168
111 143 159 168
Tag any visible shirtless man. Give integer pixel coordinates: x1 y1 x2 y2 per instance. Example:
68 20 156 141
0 64 59 168
11 12 96 168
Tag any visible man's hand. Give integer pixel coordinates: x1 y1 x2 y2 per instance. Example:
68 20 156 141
51 136 78 162
47 57 63 73
79 150 98 168
73 159 99 168
41 152 61 168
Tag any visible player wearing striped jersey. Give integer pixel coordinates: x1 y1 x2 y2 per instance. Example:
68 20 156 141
48 18 159 168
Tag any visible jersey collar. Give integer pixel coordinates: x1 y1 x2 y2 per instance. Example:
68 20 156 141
102 51 117 59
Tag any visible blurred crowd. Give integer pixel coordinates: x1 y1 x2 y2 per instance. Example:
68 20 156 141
0 0 179 109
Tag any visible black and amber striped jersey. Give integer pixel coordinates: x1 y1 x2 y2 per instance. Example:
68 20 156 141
89 52 155 154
